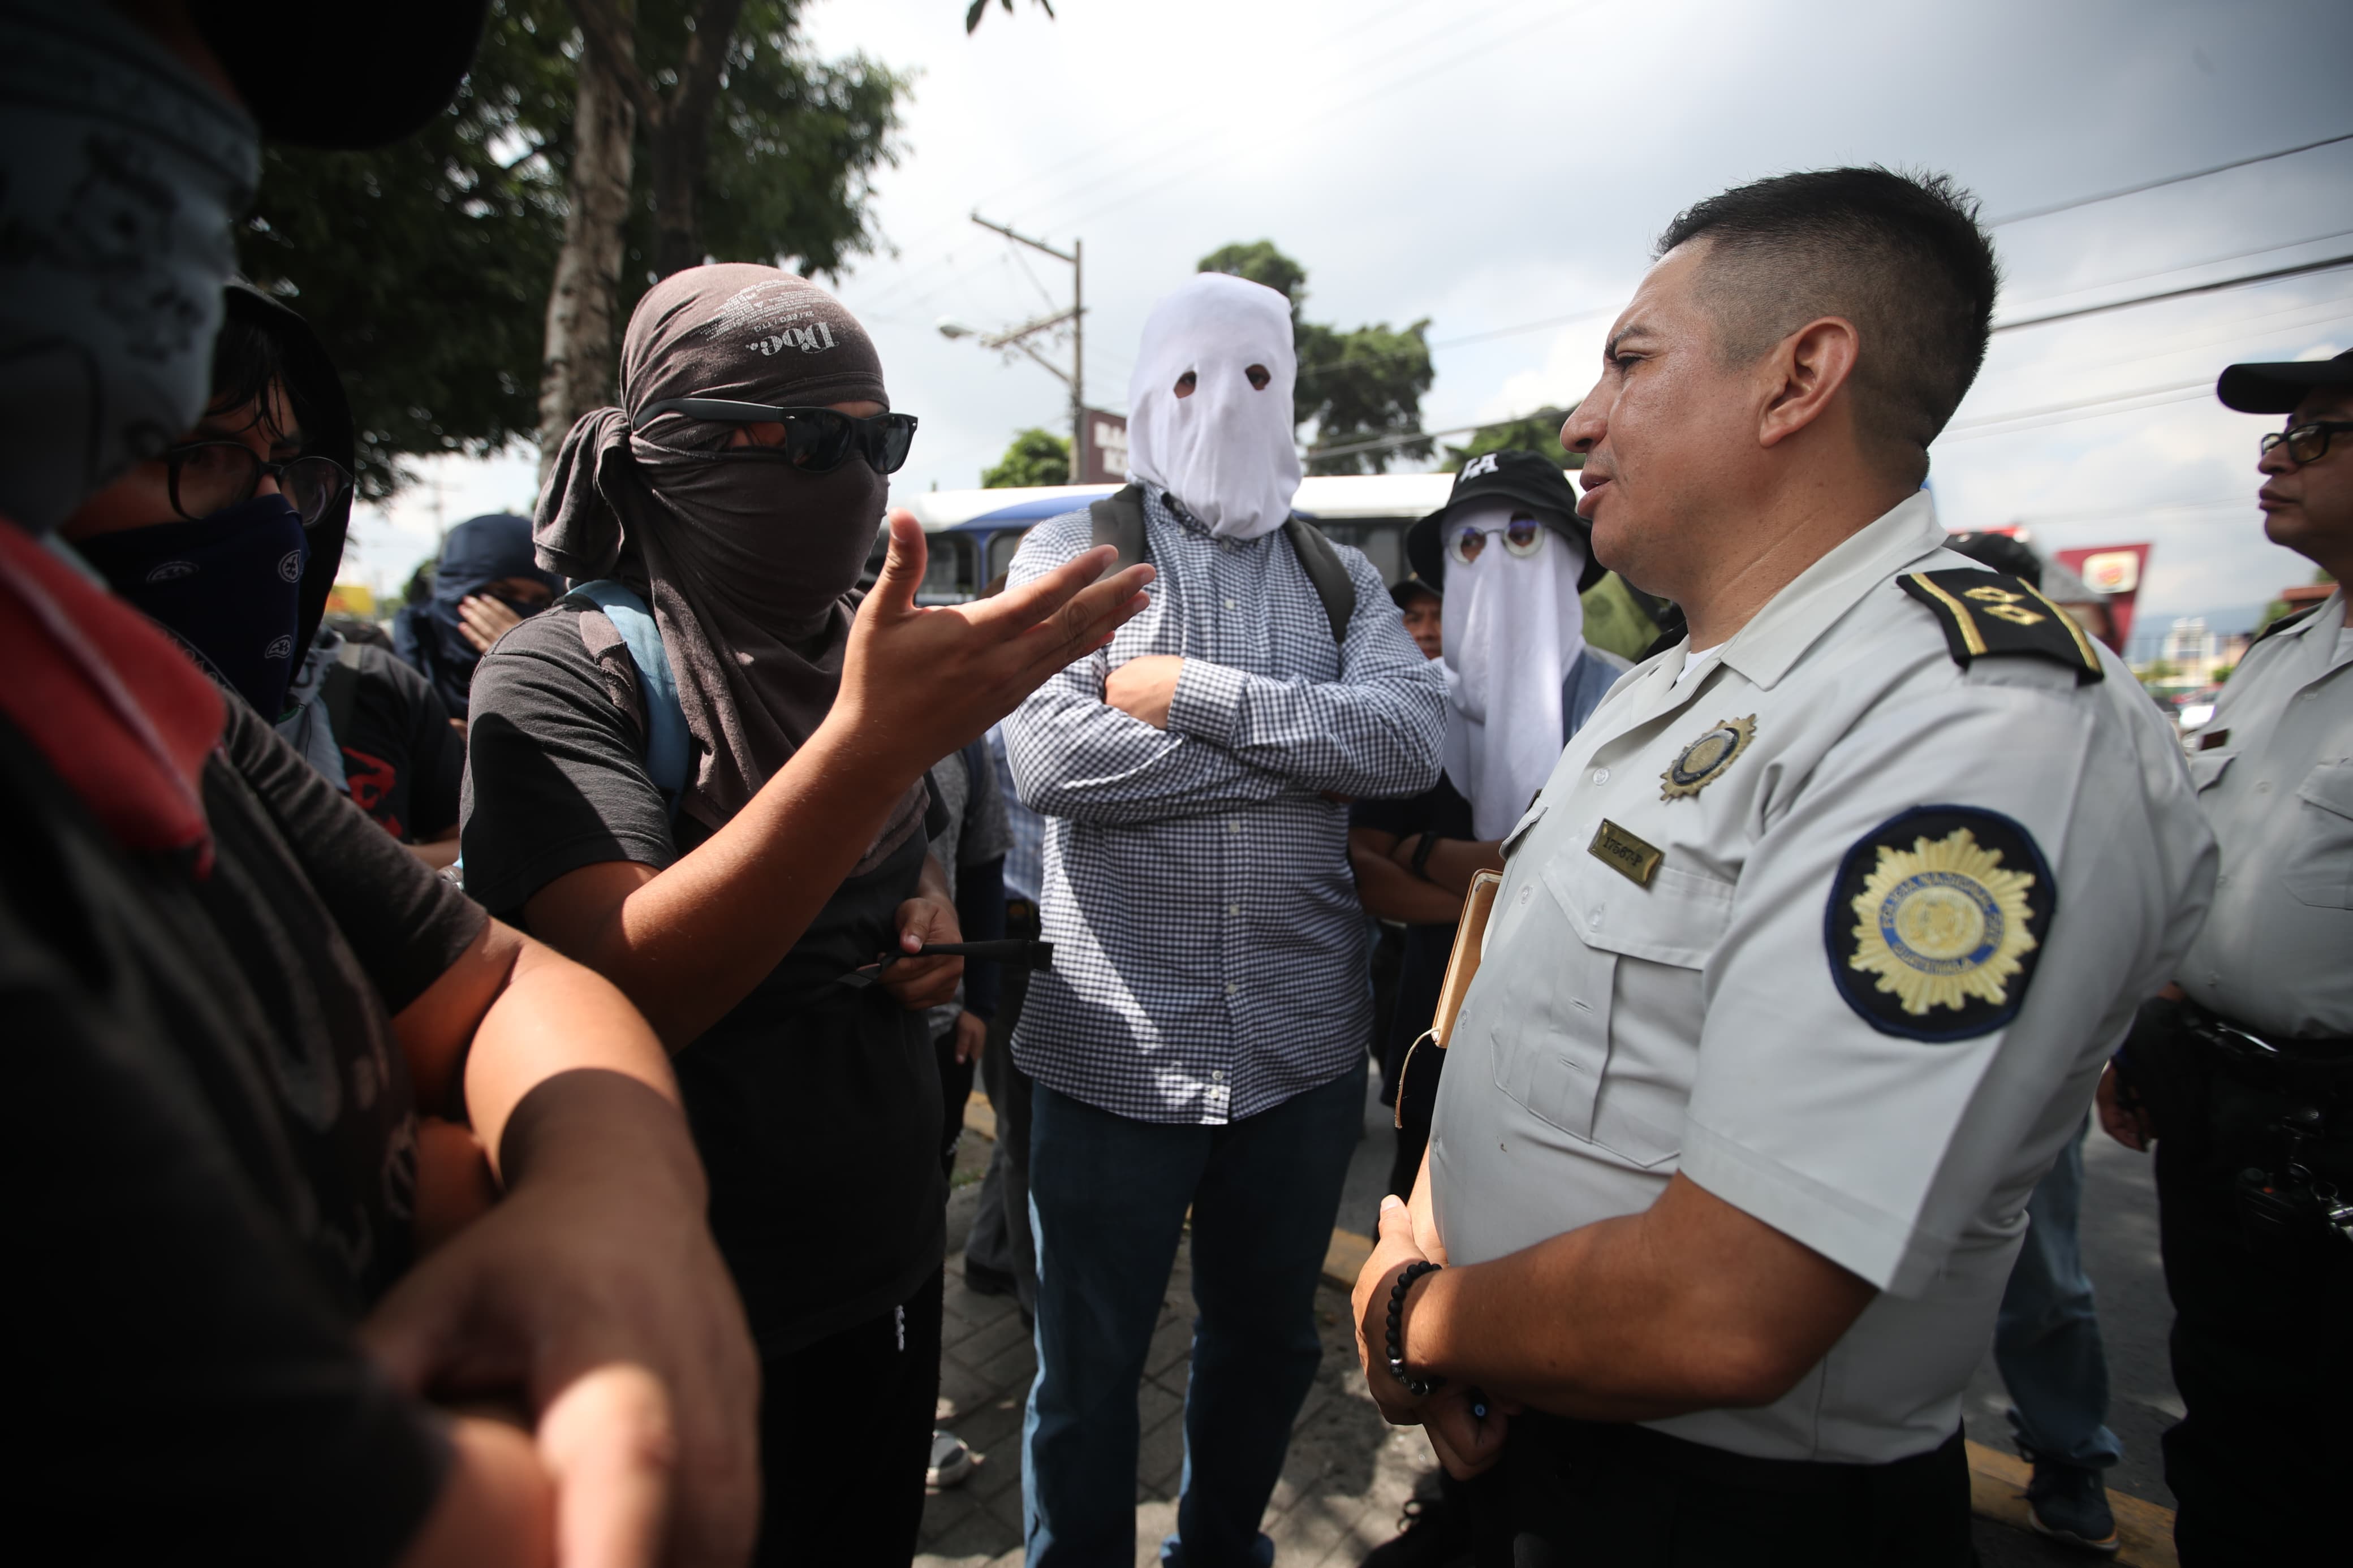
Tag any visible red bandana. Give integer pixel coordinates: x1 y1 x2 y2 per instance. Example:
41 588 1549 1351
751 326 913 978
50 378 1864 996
0 522 221 871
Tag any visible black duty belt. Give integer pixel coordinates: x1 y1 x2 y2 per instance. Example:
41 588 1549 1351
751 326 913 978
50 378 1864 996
2179 999 2353 1077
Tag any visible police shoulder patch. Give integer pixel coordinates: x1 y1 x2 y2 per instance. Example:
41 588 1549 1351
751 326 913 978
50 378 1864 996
1897 570 2104 684
1825 805 2055 1043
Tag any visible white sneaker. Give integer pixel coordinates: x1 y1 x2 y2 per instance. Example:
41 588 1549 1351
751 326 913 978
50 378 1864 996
927 1428 976 1489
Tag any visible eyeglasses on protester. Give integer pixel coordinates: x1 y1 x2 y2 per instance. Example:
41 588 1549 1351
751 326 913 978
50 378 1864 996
632 398 920 476
2259 416 2353 465
161 441 352 528
1446 512 1548 567
2260 420 2353 466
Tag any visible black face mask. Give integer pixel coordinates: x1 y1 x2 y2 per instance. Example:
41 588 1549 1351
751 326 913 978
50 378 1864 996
76 493 310 718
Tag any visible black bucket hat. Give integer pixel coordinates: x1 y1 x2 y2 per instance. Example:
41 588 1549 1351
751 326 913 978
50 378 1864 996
192 2 488 150
1406 448 1603 594
2217 347 2353 415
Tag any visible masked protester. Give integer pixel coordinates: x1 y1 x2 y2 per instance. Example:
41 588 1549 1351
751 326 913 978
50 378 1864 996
392 512 559 723
460 262 1148 1568
998 272 1446 1566
1 4 779 1565
66 284 466 864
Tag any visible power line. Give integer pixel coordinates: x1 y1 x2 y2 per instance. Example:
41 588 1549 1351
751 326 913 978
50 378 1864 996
1991 253 2353 333
1947 378 2210 433
1986 130 2353 226
1938 385 2213 444
1995 227 2353 312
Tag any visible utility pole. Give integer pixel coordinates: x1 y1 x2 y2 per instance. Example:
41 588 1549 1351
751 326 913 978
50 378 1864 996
958 213 1084 475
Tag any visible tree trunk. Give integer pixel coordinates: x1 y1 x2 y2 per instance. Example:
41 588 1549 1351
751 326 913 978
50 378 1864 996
537 19 640 490
650 0 746 279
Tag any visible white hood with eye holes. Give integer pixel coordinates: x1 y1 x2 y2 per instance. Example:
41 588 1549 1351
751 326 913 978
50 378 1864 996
1125 273 1303 541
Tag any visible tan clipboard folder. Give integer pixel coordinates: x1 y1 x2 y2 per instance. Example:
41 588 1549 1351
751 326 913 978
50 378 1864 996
1393 868 1503 1130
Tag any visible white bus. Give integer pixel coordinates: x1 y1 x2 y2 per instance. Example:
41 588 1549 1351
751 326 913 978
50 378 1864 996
880 473 1459 603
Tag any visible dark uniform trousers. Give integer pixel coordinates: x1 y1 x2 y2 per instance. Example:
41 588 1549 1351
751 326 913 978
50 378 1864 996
2132 1001 2353 1563
1490 1415 1973 1567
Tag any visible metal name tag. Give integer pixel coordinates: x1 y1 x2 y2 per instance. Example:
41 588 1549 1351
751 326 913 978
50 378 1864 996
1588 818 1663 887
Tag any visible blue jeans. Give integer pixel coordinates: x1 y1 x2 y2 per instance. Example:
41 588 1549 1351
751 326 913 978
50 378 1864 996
1994 1117 2122 1469
1022 1064 1365 1568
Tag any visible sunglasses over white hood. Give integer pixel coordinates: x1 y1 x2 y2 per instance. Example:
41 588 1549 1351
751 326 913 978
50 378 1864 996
1125 273 1303 542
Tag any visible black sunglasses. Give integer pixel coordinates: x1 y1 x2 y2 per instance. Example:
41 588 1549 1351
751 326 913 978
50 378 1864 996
160 440 352 528
2260 420 2353 466
631 398 919 475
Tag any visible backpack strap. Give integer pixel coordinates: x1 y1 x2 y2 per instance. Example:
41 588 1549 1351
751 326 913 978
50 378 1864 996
320 637 364 743
1281 516 1356 646
565 580 693 811
1091 483 1356 645
1088 483 1148 571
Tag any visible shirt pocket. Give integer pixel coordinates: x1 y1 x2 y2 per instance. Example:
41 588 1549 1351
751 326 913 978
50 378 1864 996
2285 758 2353 908
1482 839 1732 1165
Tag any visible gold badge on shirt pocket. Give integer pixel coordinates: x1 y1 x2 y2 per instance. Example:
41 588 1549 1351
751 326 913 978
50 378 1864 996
1661 715 1756 801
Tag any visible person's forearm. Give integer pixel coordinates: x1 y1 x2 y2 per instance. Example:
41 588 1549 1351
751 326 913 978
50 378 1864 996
1166 659 1446 799
459 934 690 1183
555 722 914 1046
1351 844 1464 925
393 1416 553 1568
1004 681 1297 825
1419 837 1504 896
1399 1179 1869 1423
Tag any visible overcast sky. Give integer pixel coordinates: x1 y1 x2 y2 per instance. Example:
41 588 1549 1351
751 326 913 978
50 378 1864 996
348 0 2353 647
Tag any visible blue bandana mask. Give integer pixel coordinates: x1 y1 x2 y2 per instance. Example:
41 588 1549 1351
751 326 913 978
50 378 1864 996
76 494 310 719
0 3 260 534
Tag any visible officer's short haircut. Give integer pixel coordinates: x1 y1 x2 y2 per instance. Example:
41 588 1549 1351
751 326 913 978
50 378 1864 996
1657 167 1999 484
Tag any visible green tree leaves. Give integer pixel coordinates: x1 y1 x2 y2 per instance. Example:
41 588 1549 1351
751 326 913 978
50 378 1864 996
982 428 1072 488
238 0 903 497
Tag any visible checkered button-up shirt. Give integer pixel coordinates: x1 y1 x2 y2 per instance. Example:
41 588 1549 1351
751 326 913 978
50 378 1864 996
1003 490 1447 1124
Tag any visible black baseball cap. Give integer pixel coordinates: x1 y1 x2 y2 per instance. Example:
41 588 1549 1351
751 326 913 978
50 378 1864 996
1388 573 1442 609
1406 448 1602 594
192 2 489 150
2216 347 2353 415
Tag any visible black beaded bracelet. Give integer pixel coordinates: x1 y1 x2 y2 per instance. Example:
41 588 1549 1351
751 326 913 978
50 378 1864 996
1385 1259 1445 1398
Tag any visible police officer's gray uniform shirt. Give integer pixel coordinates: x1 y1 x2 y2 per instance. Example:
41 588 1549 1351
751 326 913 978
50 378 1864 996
2180 588 2353 1039
1429 493 2217 1463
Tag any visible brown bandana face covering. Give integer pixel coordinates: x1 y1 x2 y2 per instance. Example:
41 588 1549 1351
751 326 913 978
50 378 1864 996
536 264 926 866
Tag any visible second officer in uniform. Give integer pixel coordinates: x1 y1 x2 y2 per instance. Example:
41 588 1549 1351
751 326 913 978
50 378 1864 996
1351 167 2217 1565
2097 345 2353 1564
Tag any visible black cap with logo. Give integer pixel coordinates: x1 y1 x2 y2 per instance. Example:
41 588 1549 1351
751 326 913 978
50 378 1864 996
2216 347 2353 415
1405 448 1603 594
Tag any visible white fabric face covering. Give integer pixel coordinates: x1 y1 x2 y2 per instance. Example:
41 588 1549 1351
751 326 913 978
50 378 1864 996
1441 503 1589 839
1125 273 1303 542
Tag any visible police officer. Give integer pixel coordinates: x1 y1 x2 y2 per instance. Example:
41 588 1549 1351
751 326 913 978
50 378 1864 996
2096 346 2353 1565
1351 167 2217 1566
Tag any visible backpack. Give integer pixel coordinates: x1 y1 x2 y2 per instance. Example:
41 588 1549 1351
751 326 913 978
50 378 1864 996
564 580 693 817
1087 483 1356 644
318 637 365 741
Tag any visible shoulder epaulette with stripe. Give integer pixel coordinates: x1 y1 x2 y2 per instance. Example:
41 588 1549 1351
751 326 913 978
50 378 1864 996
2251 602 2323 646
1897 569 2104 685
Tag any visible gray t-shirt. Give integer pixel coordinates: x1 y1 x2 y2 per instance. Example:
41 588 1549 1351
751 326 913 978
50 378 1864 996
926 742 1013 1038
